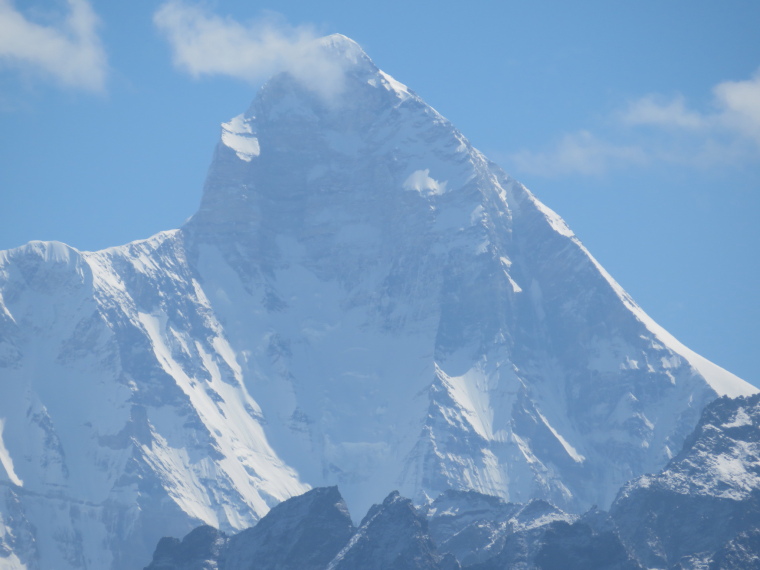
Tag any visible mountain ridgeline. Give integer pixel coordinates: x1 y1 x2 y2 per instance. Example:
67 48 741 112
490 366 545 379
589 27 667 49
0 35 756 569
144 393 760 569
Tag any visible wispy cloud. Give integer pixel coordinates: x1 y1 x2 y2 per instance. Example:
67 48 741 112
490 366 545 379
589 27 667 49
703 72 760 145
508 69 760 177
0 0 106 92
623 71 760 145
153 2 348 101
620 95 705 130
510 131 647 177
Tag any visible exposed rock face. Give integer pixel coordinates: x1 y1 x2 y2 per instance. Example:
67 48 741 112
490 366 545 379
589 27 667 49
424 490 639 570
222 486 354 570
144 488 458 570
144 486 354 570
610 393 760 569
467 519 642 570
146 526 226 570
709 528 760 569
143 487 637 570
424 490 520 565
424 490 573 566
328 491 455 570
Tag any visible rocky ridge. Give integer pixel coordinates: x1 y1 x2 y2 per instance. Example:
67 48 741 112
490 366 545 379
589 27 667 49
144 394 760 569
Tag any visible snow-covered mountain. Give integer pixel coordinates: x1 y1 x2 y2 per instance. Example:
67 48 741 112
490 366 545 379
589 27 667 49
610 392 760 568
143 394 760 569
0 34 755 569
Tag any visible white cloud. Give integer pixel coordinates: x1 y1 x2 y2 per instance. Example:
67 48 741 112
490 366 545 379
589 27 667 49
153 2 348 101
620 95 704 129
0 0 106 91
713 71 760 144
622 71 760 147
509 68 760 177
509 131 647 177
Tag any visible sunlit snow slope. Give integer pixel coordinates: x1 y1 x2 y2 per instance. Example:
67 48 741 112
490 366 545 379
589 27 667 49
0 35 755 570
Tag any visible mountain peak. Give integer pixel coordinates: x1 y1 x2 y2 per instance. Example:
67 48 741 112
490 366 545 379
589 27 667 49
187 43 440 241
317 33 372 67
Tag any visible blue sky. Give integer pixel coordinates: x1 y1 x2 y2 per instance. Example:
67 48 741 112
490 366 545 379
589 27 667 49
1 0 758 386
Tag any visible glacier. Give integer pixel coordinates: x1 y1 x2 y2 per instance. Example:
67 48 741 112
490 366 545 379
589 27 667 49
0 34 755 569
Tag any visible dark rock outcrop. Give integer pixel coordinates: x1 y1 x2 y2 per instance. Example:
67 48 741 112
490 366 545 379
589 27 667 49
145 526 227 570
222 486 355 569
144 487 353 570
330 491 457 570
610 393 760 568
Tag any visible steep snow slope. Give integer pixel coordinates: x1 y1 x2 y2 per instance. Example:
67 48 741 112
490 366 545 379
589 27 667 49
0 237 307 569
182 34 755 512
0 34 755 569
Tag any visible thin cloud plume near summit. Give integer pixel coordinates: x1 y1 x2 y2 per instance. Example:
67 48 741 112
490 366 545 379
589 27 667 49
154 1 350 101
